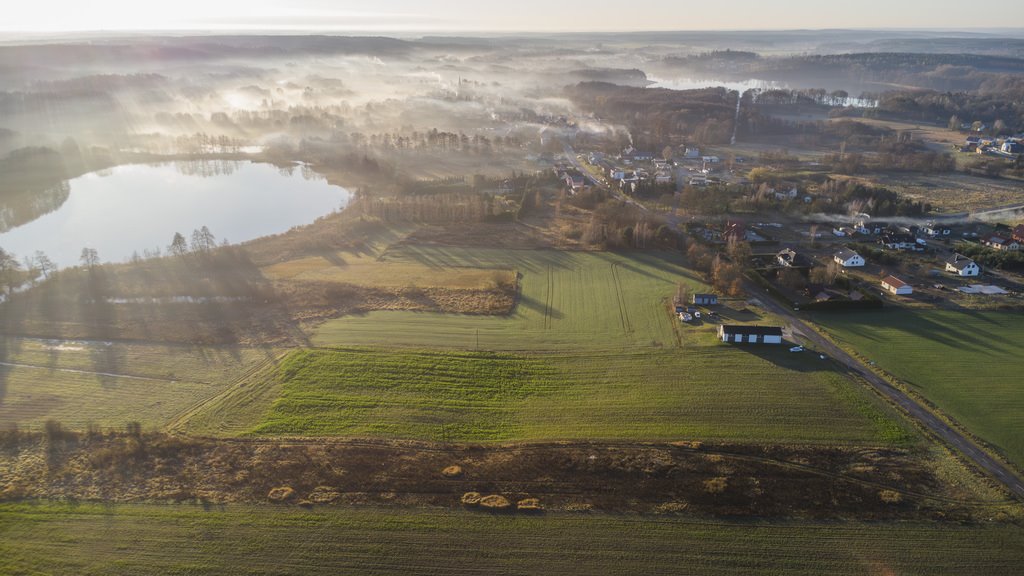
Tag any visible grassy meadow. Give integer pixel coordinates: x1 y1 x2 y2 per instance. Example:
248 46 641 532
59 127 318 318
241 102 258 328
0 338 275 431
812 310 1024 468
1 502 1023 576
313 248 714 350
179 347 912 445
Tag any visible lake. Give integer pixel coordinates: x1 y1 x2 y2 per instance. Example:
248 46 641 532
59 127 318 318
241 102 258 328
0 161 351 268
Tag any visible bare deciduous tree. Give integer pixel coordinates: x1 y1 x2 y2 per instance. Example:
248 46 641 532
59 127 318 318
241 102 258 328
80 247 100 269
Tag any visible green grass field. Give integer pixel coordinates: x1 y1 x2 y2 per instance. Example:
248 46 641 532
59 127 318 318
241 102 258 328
0 338 276 431
180 347 912 445
313 248 711 351
812 310 1024 468
271 247 912 444
1 502 1022 575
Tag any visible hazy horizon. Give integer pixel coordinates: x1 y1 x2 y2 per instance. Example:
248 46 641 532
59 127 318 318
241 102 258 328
5 0 1024 33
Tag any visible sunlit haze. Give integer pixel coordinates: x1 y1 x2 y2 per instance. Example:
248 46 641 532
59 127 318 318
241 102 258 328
4 0 1024 32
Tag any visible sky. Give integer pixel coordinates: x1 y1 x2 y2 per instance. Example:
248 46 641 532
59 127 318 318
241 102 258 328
3 0 1023 33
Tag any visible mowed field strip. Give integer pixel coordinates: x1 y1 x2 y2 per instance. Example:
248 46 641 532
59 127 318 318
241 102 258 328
0 338 277 430
312 248 709 350
1 503 1023 576
812 309 1024 469
262 250 515 290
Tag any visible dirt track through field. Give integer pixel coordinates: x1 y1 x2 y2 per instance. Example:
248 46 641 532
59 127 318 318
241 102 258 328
611 263 632 335
543 266 554 330
0 361 178 383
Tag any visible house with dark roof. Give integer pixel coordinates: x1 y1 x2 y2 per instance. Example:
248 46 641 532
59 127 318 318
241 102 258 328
833 247 865 268
945 253 981 277
718 325 783 345
777 248 813 268
1013 225 1024 244
880 231 921 251
981 233 1020 252
923 224 952 237
723 220 748 243
693 293 718 306
1002 141 1023 154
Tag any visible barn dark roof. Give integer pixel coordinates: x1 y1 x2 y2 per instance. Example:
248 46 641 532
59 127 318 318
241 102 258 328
719 325 783 336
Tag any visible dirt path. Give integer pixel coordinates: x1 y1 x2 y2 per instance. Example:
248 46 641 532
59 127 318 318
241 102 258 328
0 361 179 383
748 280 1024 500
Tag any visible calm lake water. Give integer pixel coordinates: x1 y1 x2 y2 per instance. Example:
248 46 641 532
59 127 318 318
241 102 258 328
0 161 351 267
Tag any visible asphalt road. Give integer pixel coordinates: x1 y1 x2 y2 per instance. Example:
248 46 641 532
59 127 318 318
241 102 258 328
748 282 1024 501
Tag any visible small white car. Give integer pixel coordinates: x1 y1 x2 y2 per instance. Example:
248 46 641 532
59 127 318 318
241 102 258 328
789 346 804 353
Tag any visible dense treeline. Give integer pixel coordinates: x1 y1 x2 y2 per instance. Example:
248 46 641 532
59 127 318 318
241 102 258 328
665 52 1024 94
875 90 1024 131
342 129 523 155
565 82 737 145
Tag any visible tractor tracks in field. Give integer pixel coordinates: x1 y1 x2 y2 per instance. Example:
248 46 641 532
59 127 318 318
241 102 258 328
543 266 554 330
610 262 632 335
164 353 286 433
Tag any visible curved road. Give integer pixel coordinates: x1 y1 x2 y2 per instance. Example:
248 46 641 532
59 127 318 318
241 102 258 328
749 283 1024 501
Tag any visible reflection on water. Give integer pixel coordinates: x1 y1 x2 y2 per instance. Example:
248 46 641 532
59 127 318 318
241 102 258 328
0 161 351 267
0 181 71 233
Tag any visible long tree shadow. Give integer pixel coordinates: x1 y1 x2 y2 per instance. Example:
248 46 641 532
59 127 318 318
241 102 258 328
815 309 1012 355
80 267 121 388
0 288 29 414
732 342 836 374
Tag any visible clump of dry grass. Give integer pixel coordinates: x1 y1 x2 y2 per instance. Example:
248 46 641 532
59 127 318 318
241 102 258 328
564 502 593 512
703 477 728 494
461 492 482 506
267 486 295 502
705 454 724 464
670 440 703 450
307 486 340 504
479 494 511 510
442 465 463 478
655 501 689 514
879 490 903 504
848 464 876 474
516 498 543 511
